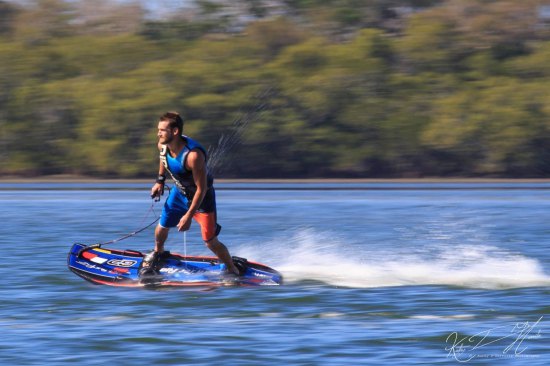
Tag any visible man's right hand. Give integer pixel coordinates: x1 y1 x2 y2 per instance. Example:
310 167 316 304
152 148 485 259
151 182 164 200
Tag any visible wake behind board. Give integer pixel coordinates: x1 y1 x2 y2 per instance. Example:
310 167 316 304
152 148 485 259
67 243 283 287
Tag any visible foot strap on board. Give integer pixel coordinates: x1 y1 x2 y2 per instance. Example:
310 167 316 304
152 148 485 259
139 251 160 277
232 256 248 276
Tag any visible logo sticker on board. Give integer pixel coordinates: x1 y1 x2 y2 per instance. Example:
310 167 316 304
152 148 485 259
106 259 138 267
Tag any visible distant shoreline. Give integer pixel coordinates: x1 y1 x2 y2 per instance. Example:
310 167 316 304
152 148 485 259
0 176 549 184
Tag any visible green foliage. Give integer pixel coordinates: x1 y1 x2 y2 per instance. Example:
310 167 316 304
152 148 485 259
1 0 549 178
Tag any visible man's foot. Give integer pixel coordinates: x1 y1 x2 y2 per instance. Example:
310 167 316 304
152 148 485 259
231 256 248 276
221 270 240 285
139 250 160 277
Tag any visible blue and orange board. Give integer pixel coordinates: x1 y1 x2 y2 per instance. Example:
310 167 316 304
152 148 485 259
67 243 283 287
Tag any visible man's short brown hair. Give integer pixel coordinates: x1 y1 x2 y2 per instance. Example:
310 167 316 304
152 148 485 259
159 112 183 134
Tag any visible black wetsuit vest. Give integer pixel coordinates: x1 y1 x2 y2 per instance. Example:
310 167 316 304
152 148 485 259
160 136 213 200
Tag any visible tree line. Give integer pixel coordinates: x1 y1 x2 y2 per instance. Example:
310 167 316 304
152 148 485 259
1 0 549 178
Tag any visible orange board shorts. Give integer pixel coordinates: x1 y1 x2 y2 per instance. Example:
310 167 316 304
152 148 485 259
160 187 221 241
192 211 221 242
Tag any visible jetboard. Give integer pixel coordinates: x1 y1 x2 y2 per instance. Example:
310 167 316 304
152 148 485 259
67 243 283 287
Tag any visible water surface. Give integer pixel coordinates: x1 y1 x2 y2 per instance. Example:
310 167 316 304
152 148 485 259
1 182 548 365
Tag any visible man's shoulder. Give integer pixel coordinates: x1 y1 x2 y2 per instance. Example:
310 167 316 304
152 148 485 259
187 148 206 159
183 135 201 146
184 137 206 154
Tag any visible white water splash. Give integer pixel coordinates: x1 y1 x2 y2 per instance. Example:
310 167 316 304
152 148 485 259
207 87 272 175
237 229 550 289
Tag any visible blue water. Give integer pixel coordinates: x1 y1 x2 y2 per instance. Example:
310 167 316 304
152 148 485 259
0 182 549 365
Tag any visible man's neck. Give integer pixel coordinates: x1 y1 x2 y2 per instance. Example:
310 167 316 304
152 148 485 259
167 135 186 156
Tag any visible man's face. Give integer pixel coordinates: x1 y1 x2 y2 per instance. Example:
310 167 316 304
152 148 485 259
158 121 175 144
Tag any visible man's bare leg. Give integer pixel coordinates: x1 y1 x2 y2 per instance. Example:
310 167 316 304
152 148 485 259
154 225 169 253
140 225 169 276
205 237 239 275
155 225 170 253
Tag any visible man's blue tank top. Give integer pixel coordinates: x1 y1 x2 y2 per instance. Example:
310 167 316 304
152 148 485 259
160 136 213 196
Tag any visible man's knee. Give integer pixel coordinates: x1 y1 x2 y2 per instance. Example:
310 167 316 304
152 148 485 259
156 225 168 234
155 225 169 242
204 236 220 250
204 236 215 246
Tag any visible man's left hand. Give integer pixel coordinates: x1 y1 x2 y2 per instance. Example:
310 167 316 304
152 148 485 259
177 214 192 232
